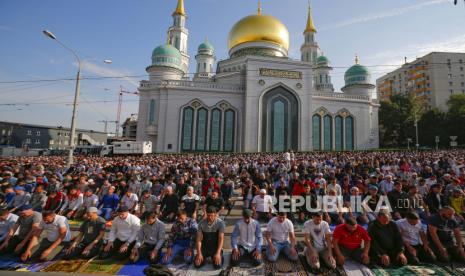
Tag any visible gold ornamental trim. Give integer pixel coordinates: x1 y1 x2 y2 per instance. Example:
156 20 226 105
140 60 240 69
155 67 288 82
259 68 302 79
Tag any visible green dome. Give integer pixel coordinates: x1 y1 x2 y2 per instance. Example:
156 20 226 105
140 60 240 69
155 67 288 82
316 55 330 66
198 41 214 52
344 64 370 86
151 44 183 70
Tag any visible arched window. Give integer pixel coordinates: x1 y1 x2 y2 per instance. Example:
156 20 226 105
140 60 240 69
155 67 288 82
320 75 323 84
312 114 321 150
323 115 332 151
174 37 180 50
345 116 354 150
210 108 222 151
272 100 285 152
223 109 235 152
195 108 208 151
335 116 343 151
181 107 194 151
148 99 156 125
197 63 200 72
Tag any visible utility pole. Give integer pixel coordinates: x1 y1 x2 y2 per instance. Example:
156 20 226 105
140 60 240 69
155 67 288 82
98 120 117 133
115 86 138 138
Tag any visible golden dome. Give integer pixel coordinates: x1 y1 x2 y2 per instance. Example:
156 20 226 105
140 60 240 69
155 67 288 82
228 14 290 51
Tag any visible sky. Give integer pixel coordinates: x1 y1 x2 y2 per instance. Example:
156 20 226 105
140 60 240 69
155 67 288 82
0 0 464 133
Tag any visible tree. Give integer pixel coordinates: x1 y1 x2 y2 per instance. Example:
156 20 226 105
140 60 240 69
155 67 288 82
446 94 465 145
418 109 448 148
379 94 425 148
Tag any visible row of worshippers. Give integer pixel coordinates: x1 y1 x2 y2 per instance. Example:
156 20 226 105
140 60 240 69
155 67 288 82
0 204 464 270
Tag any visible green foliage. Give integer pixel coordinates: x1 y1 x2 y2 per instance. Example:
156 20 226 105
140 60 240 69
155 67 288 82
379 94 465 148
379 94 424 147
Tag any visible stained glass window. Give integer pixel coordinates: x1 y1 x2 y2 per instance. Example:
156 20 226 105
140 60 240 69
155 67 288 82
345 116 354 150
210 109 221 151
272 100 285 152
181 107 193 151
324 115 332 151
335 116 343 151
223 110 235 152
196 108 208 151
312 115 321 150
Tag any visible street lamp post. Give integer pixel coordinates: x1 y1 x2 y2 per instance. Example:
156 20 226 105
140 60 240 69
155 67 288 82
43 30 81 168
43 30 111 167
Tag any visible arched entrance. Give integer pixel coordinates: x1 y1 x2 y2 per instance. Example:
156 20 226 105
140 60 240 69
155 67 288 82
261 86 299 152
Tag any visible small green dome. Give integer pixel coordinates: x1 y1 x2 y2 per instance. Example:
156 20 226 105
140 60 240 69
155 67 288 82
151 44 183 69
316 55 330 66
344 64 370 86
198 41 214 52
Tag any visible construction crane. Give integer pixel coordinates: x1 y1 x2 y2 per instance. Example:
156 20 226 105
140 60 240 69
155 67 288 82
98 120 117 133
116 85 139 137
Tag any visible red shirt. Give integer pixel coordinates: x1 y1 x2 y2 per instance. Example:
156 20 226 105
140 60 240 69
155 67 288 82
333 224 371 250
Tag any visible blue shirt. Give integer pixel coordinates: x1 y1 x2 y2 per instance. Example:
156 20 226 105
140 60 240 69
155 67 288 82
98 194 119 211
231 218 263 252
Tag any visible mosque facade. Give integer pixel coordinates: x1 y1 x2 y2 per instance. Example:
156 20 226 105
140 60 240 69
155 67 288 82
136 0 379 153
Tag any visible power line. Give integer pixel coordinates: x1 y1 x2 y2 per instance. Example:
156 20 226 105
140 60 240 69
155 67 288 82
0 61 464 85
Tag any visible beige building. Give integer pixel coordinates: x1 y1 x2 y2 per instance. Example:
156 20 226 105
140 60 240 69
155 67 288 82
377 52 465 111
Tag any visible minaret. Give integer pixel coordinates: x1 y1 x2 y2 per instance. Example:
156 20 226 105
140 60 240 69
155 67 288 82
300 3 320 64
194 38 216 80
168 0 190 75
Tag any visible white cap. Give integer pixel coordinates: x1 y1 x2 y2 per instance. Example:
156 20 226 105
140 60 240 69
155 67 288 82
259 189 267 194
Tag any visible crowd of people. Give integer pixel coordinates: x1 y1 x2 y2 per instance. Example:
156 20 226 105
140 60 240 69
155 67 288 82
0 150 464 271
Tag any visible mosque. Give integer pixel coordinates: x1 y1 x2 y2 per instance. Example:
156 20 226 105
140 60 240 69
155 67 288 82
136 0 379 153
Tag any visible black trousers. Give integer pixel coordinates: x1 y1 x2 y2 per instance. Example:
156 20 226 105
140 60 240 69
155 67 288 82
63 241 103 260
370 249 405 267
230 245 262 267
194 248 224 269
404 244 436 264
430 242 465 262
99 239 135 260
0 235 27 256
137 244 162 263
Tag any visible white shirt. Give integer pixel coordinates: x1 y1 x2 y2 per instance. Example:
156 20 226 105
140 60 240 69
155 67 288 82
396 218 422 246
266 217 294 243
83 194 99 209
65 194 83 211
327 183 342 196
108 213 141 243
121 193 139 210
303 220 331 251
39 215 71 242
0 213 18 240
252 195 274 213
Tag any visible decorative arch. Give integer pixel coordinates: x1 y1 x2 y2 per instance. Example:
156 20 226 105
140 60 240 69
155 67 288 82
260 85 299 152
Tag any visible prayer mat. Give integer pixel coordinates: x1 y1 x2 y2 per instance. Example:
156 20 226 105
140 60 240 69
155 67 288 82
343 260 374 276
41 259 89 273
0 256 24 271
445 262 465 276
370 264 452 276
298 253 342 276
15 260 56 272
183 252 231 276
167 262 191 276
117 258 149 276
264 256 308 276
226 265 264 276
77 258 126 274
68 219 83 229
